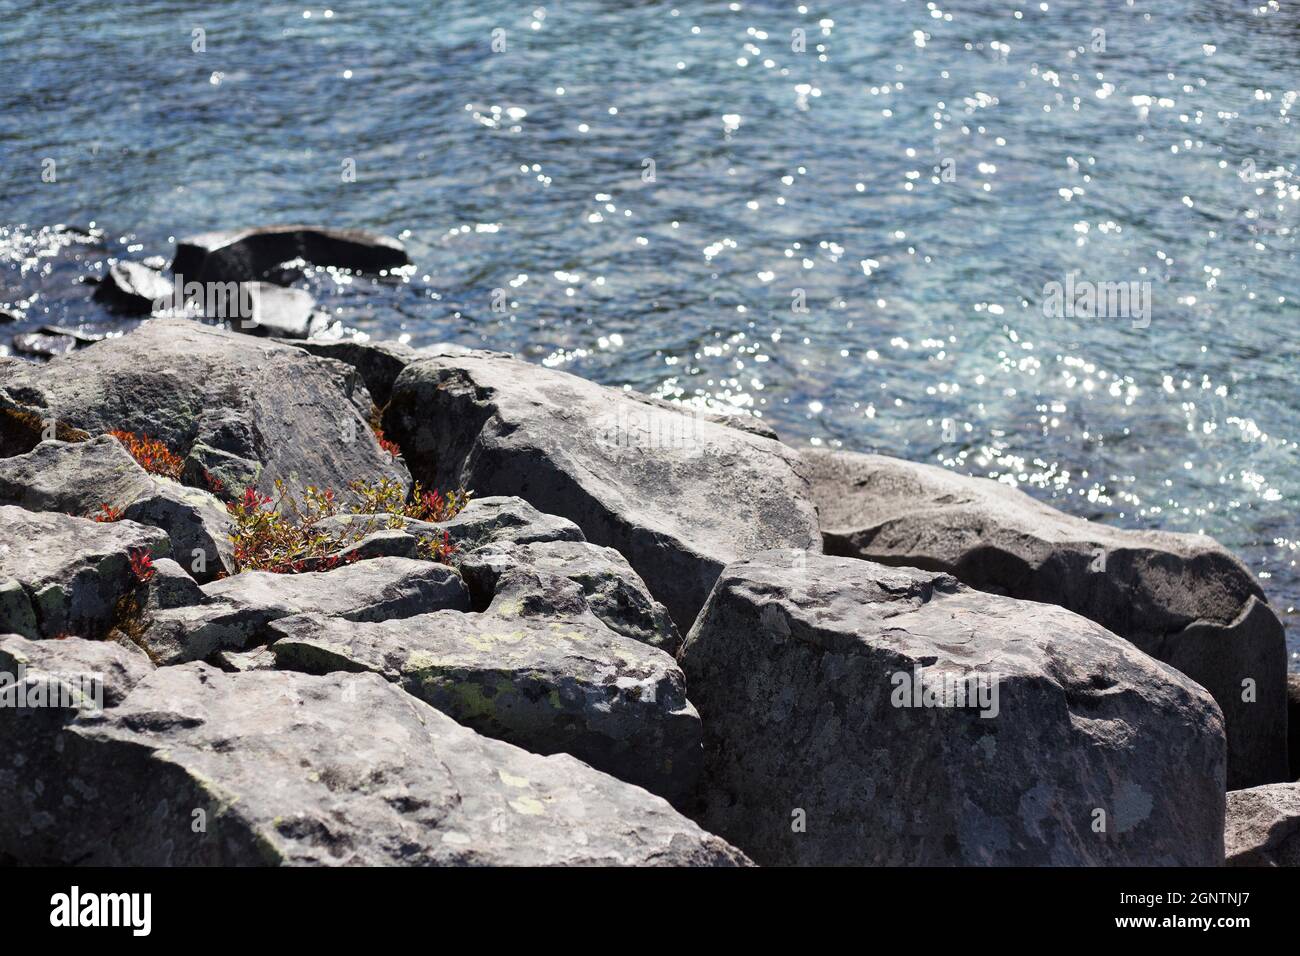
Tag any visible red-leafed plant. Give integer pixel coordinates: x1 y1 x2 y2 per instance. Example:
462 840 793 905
127 548 156 582
110 429 183 480
226 479 470 575
90 503 124 522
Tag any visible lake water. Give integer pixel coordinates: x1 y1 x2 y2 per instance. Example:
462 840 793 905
2 0 1296 665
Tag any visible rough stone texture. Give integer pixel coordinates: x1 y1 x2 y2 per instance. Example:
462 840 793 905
314 495 585 558
679 551 1227 866
0 634 155 864
1289 673 1300 782
386 351 821 629
171 226 411 284
0 319 408 505
141 556 469 665
92 260 171 314
0 436 234 580
460 538 680 651
269 568 701 804
0 506 169 639
1225 783 1300 866
0 664 746 866
802 448 1288 790
290 339 421 407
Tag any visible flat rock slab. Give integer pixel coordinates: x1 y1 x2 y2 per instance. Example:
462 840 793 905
142 556 469 665
679 551 1227 866
460 538 680 652
0 319 408 505
172 226 411 284
387 351 821 629
3 664 746 865
0 436 234 580
0 506 169 639
1225 782 1300 866
803 448 1289 789
269 598 702 804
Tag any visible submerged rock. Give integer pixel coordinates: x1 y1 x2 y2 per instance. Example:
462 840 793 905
171 226 411 284
679 551 1227 866
1225 782 1300 866
11 332 78 359
803 448 1289 789
387 350 821 629
0 664 747 865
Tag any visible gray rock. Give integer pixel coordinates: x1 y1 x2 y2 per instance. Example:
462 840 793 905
1225 783 1300 866
387 351 821 629
0 436 234 580
269 570 701 803
171 226 411 284
11 332 77 359
803 448 1289 789
460 538 680 651
2 664 746 865
290 339 421 407
679 551 1227 866
92 260 172 314
0 633 155 864
230 283 326 339
0 506 169 639
313 495 585 558
1289 673 1300 782
0 319 408 505
141 556 469 664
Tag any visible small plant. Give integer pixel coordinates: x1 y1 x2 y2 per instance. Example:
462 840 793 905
373 426 401 459
421 530 458 564
200 469 225 495
90 503 124 522
225 479 470 575
127 548 156 582
110 429 183 480
369 403 401 459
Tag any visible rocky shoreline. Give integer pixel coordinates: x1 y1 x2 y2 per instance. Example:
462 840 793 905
0 226 1295 866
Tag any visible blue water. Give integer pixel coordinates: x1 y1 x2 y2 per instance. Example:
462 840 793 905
2 0 1296 665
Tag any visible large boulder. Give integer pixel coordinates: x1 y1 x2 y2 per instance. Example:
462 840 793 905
270 563 700 803
0 634 155 864
679 551 1227 866
0 436 234 580
171 226 411 284
802 449 1288 789
0 319 408 504
140 556 469 665
0 664 747 866
1225 783 1300 866
0 507 169 639
386 351 821 629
